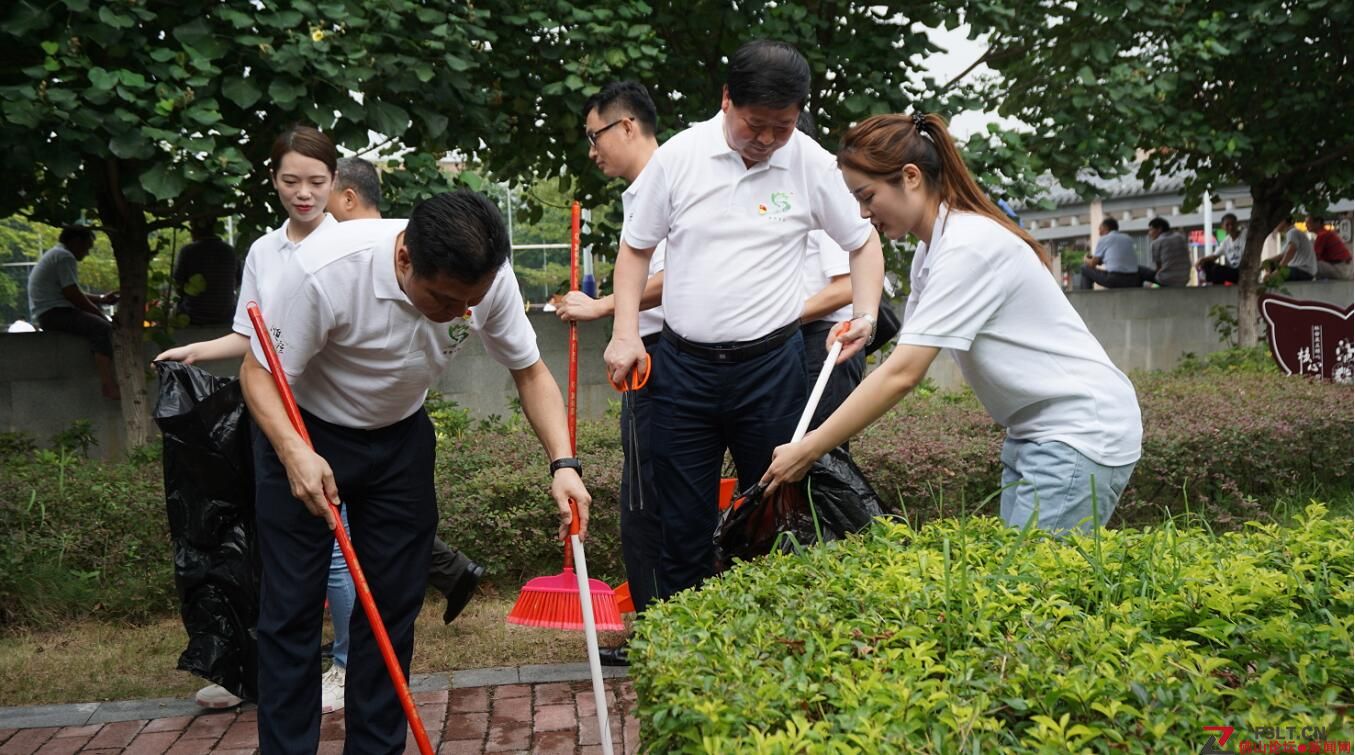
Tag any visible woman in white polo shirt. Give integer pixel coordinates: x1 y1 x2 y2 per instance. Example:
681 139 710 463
154 125 339 364
153 125 344 711
763 113 1142 532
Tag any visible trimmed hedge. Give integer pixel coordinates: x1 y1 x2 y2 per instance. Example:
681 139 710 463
630 506 1354 752
0 369 1349 628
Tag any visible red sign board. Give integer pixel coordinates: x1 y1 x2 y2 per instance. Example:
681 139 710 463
1259 294 1354 383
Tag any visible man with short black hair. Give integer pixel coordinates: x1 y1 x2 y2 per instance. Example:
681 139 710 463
327 157 384 221
241 190 590 754
314 157 487 714
604 40 885 600
28 225 120 398
1141 217 1190 286
1080 218 1142 289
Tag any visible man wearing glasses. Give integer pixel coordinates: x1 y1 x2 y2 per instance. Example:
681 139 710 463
555 81 665 666
603 40 885 601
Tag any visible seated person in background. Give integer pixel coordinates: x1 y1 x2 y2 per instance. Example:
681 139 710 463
1140 218 1190 287
1079 218 1141 289
1263 215 1317 282
27 225 120 399
1197 213 1244 285
173 217 238 325
1308 213 1352 281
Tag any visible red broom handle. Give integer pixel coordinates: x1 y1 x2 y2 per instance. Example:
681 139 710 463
564 202 581 570
246 302 434 755
568 201 580 452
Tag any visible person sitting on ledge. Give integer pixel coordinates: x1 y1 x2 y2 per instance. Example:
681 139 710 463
1079 218 1142 289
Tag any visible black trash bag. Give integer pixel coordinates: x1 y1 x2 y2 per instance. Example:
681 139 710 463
714 446 896 572
153 360 259 702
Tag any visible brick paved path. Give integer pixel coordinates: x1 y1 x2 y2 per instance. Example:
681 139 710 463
0 678 637 755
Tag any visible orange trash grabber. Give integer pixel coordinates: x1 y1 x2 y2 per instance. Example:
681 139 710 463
246 302 433 755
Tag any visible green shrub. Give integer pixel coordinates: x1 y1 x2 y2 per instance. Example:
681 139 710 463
0 370 1347 629
434 415 627 586
631 505 1354 753
0 452 175 626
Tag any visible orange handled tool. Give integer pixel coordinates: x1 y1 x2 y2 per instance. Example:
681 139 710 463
246 302 433 755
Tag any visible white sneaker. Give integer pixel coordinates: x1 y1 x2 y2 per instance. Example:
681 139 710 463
320 664 346 713
195 684 243 709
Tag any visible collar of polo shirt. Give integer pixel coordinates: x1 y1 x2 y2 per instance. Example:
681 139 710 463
372 233 410 302
705 111 794 170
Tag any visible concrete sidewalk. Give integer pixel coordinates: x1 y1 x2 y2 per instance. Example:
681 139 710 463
0 665 635 754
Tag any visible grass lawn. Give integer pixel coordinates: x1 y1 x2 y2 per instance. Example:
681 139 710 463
0 587 628 708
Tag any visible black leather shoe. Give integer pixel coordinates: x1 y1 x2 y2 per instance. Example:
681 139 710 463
598 642 629 667
442 561 486 624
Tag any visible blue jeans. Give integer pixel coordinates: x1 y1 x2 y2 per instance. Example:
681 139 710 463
999 437 1136 533
328 504 355 668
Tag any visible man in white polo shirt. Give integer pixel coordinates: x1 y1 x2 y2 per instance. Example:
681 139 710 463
240 190 590 755
603 40 885 599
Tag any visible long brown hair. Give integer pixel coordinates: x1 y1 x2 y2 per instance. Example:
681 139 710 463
839 113 1048 266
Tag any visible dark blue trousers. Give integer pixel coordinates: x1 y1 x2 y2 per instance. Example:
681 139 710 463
253 408 436 755
648 331 807 599
618 341 664 614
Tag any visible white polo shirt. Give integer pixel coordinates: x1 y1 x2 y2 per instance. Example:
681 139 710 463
621 173 666 338
622 111 873 343
249 218 540 429
232 214 339 336
803 230 852 323
900 206 1142 466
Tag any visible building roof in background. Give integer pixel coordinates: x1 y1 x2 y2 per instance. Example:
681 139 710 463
1014 164 1193 210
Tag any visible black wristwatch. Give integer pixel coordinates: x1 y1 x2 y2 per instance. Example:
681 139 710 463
549 456 583 478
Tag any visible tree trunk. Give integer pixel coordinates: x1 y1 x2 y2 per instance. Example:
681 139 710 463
1235 188 1291 346
90 158 155 452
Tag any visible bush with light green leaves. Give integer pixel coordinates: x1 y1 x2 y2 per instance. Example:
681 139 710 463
631 505 1353 753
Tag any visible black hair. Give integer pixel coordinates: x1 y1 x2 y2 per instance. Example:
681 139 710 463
405 190 510 283
336 157 383 210
58 225 94 245
726 39 810 110
1306 212 1324 226
1101 217 1119 232
582 81 658 136
1148 217 1171 232
1221 212 1238 223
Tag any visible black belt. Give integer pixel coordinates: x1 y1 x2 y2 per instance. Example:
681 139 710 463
661 321 799 363
800 319 839 336
642 332 661 349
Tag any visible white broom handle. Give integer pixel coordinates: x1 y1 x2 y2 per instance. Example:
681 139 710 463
791 339 843 443
571 534 614 755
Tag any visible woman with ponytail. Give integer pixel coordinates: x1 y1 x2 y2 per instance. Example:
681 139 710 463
763 113 1142 532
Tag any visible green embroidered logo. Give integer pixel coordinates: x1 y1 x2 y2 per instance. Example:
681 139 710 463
770 191 793 213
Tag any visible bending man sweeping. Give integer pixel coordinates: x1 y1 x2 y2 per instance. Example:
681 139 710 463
241 190 590 754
